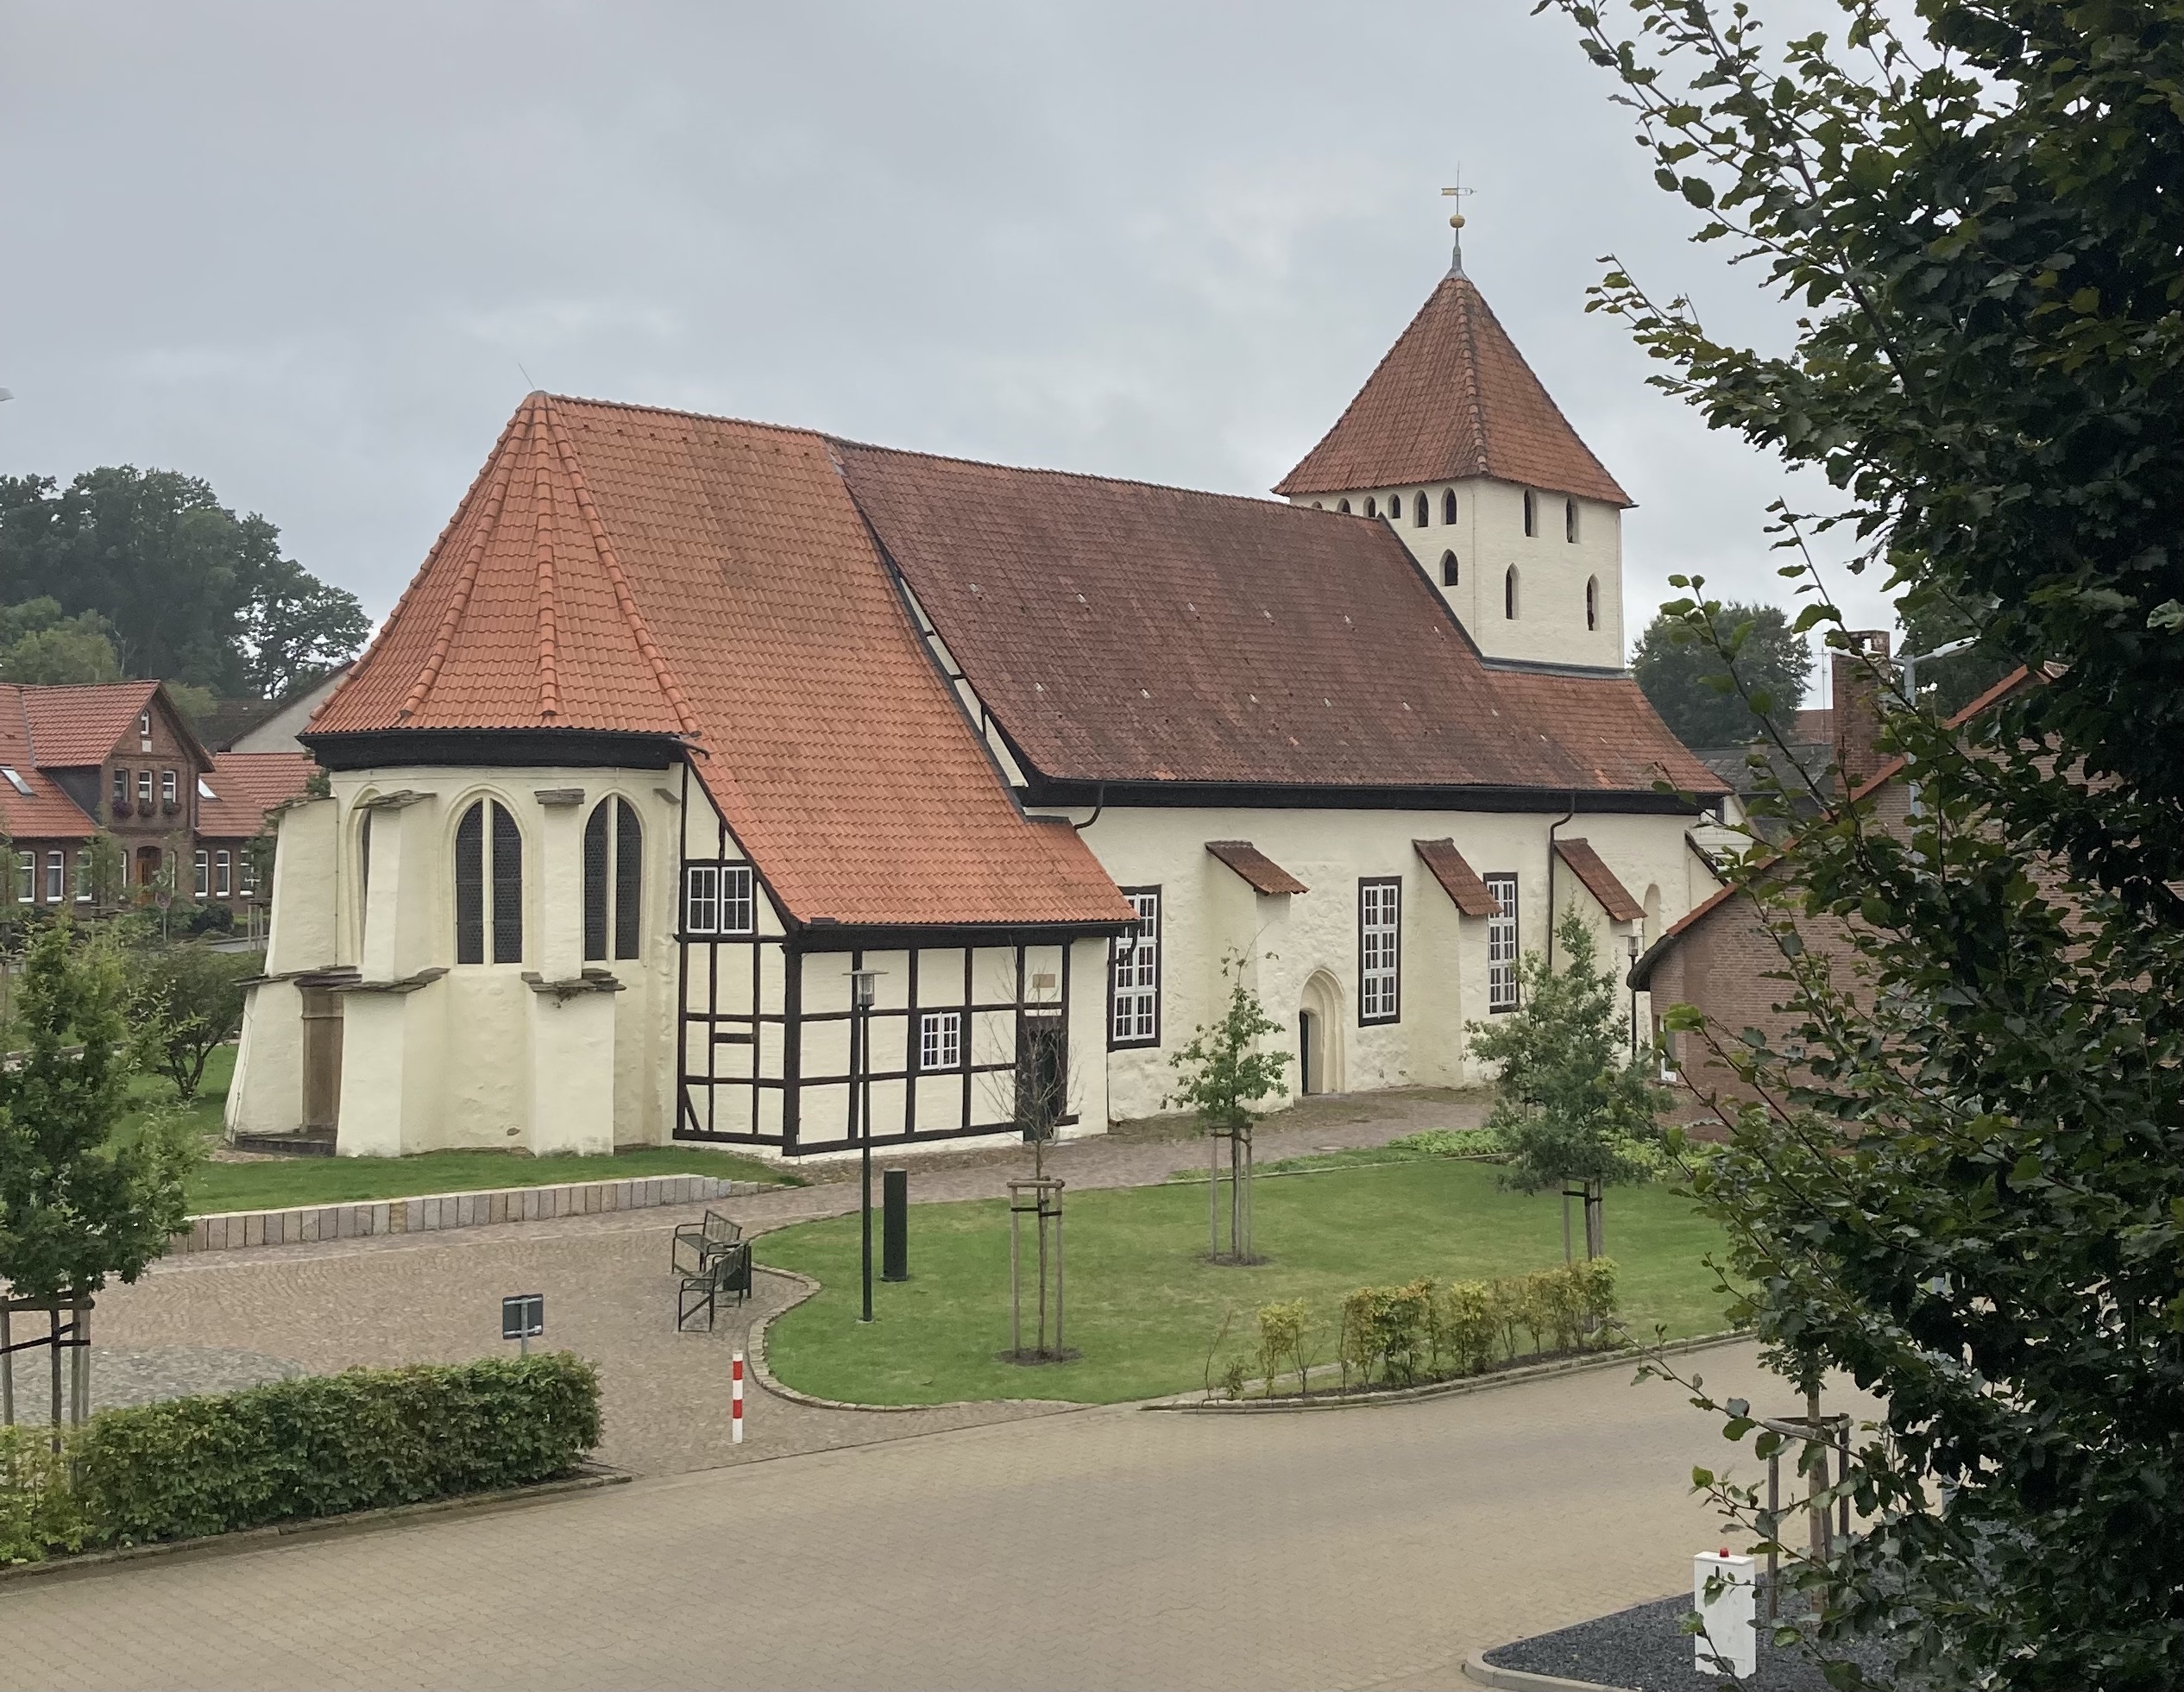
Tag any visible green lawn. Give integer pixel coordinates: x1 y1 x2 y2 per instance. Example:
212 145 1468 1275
120 1044 797 1212
757 1160 1734 1406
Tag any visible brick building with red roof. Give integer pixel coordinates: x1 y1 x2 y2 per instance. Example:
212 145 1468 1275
232 247 1729 1158
0 681 315 920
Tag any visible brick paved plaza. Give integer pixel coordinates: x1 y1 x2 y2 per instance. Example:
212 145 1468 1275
0 1091 1852 1689
0 1340 1834 1690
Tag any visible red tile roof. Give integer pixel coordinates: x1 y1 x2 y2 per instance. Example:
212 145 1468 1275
200 752 318 838
834 443 1718 796
1413 838 1496 916
1273 273 1631 506
315 396 1130 931
0 689 98 837
17 681 166 767
1555 837 1646 922
1205 840 1307 896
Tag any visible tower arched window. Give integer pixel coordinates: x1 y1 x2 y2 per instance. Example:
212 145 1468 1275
1337 499 1351 514
1441 550 1460 588
1412 492 1428 527
1522 489 1538 538
1565 499 1580 543
1504 566 1519 620
455 798 523 965
1443 489 1458 525
1585 576 1599 632
583 796 643 962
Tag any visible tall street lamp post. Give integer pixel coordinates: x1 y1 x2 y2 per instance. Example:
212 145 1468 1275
849 968 879 1324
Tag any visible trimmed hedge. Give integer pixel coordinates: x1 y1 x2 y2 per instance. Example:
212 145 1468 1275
61 1352 600 1549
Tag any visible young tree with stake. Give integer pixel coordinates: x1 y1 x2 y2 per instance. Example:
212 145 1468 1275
1167 951 1289 1264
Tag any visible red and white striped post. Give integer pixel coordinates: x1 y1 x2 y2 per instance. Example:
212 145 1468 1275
731 1349 745 1444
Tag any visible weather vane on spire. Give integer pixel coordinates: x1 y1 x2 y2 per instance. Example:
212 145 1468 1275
1442 173 1474 277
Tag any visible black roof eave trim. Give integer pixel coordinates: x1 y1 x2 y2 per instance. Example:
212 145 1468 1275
302 727 688 772
1022 777 1721 816
790 918 1131 953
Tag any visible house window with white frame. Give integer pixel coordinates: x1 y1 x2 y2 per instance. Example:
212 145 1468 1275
214 850 231 898
161 770 178 808
15 851 33 903
136 770 153 807
1360 878 1400 1023
72 847 90 903
683 863 755 935
1110 888 1160 1047
43 851 62 903
918 1010 962 1072
240 852 258 897
193 850 210 898
1486 872 1520 1012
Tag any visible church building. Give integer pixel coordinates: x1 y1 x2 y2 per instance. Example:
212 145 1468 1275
230 245 1725 1159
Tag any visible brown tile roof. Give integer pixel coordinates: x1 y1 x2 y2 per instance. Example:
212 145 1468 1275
315 396 1130 931
1413 838 1496 916
200 752 319 838
835 443 1719 797
1273 273 1631 506
1555 837 1646 922
17 680 167 767
1205 840 1307 896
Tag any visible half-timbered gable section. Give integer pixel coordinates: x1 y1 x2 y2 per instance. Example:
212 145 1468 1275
258 393 1131 1160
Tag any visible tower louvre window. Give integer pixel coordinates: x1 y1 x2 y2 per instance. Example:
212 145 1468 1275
1523 489 1538 537
1586 576 1599 632
1412 492 1427 527
1363 495 1378 519
1442 489 1457 525
1505 566 1519 620
1565 498 1580 542
1441 550 1460 588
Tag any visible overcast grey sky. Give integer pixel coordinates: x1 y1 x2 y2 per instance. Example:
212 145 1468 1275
1 0 1893 693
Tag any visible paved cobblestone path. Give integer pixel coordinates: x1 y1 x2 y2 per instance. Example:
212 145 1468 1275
0 1343 1841 1690
67 1089 1490 1472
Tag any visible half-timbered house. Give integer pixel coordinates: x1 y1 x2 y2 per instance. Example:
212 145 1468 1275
231 252 1726 1158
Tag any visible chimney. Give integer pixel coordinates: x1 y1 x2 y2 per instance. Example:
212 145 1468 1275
1831 630 1894 795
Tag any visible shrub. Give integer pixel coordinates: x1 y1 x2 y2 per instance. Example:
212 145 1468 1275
1432 1280 1499 1377
70 1353 599 1546
1388 1128 1505 1158
0 1426 87 1565
1255 1300 1312 1400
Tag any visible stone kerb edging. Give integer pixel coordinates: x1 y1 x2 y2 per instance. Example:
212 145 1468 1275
743 1260 1078 1415
171 1174 773 1256
1461 1653 1638 1692
1139 1328 1754 1415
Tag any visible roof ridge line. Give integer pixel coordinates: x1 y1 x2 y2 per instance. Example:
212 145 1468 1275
1452 277 1492 481
400 411 522 720
542 400 702 738
531 405 562 723
832 434 1331 515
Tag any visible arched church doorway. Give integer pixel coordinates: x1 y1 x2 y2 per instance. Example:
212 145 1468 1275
1297 970 1346 1096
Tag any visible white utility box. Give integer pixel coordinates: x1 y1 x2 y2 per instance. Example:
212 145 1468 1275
1693 1550 1759 1676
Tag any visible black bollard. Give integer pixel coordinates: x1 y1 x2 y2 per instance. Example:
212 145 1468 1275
882 1168 909 1282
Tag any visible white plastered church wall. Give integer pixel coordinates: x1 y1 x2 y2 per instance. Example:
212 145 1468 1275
1289 480 1625 670
1072 804 1692 1123
230 765 689 1155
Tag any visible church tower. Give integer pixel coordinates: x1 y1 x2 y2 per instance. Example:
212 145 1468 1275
1275 226 1632 670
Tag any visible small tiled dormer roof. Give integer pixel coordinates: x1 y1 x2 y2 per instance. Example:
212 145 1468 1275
1273 272 1631 506
1413 839 1496 917
200 752 318 838
1555 838 1646 922
1205 840 1307 896
315 394 1131 932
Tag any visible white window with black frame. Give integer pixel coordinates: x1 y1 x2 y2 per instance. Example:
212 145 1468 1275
1486 872 1520 1012
1110 889 1160 1047
1360 878 1400 1023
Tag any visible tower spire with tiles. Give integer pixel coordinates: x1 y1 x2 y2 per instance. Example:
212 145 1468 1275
1274 204 1633 670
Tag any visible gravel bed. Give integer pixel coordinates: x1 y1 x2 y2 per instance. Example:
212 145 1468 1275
1484 1592 1887 1691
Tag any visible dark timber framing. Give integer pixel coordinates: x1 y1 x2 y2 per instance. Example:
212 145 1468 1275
670 759 1121 1159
